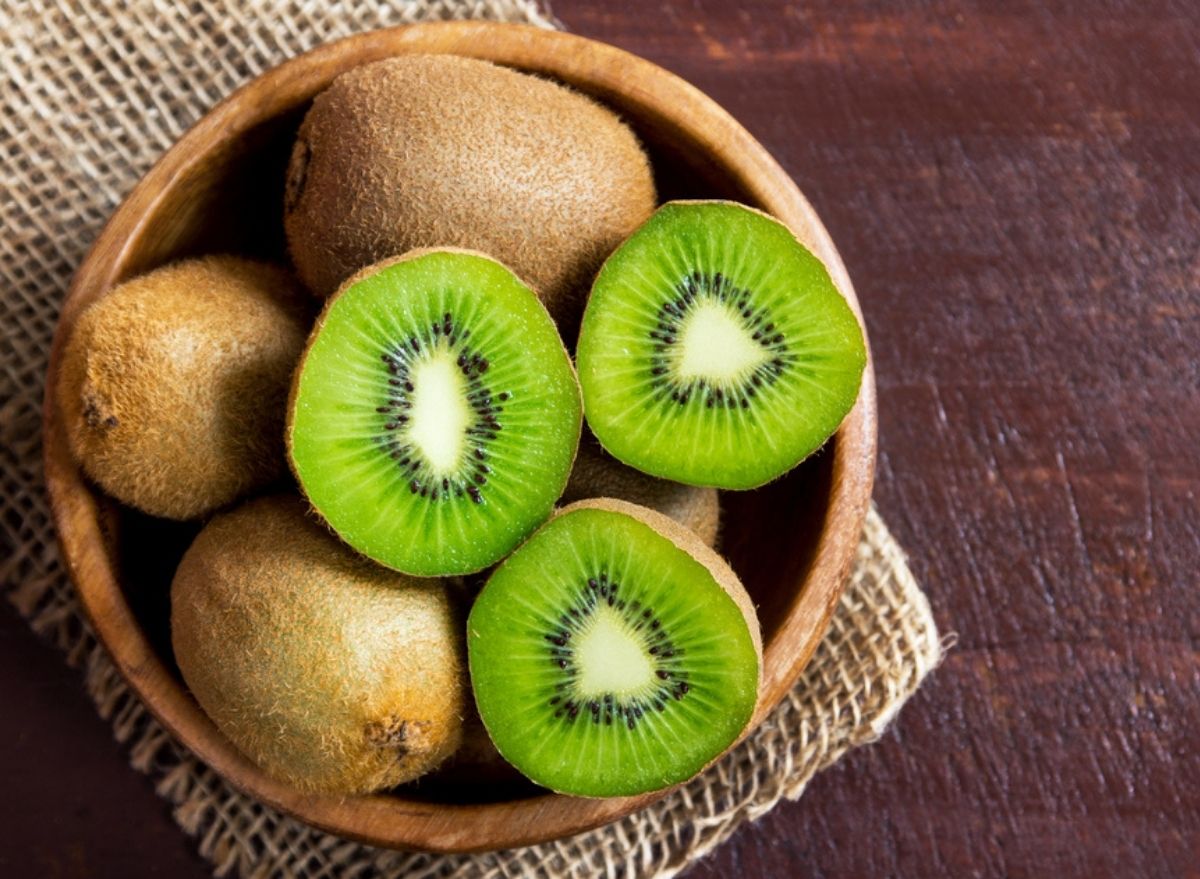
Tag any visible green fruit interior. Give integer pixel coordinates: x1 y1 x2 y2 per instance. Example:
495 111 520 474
468 507 759 797
577 201 867 489
289 251 581 576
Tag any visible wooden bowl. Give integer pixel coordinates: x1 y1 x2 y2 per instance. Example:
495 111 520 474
42 22 876 853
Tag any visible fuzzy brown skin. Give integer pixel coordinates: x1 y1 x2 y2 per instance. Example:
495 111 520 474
57 256 309 520
284 53 656 335
561 434 721 547
171 495 465 795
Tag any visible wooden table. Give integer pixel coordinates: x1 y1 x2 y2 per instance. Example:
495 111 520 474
2 1 1196 875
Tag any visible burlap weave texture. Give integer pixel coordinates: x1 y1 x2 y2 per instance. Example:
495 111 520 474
0 2 944 877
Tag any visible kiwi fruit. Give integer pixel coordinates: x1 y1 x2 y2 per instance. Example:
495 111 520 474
467 498 761 797
56 256 308 519
171 495 464 795
287 249 582 576
577 200 868 489
562 434 720 547
283 53 656 333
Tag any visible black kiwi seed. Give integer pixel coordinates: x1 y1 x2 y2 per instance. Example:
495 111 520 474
374 312 509 504
645 271 798 407
542 577 691 727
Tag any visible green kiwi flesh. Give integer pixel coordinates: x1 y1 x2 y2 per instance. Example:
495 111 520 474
467 499 761 797
288 249 582 576
577 201 867 489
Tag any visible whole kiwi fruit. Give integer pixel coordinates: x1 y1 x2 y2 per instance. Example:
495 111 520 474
283 53 656 334
171 495 465 795
561 434 721 547
56 256 309 520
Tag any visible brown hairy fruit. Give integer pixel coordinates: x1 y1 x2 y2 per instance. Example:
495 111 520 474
561 435 721 547
56 256 309 520
171 495 465 795
284 53 656 333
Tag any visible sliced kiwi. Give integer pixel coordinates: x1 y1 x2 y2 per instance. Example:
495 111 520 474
468 498 762 797
287 249 582 576
576 200 867 489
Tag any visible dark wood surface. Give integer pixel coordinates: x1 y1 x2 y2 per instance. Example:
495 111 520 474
3 0 1197 875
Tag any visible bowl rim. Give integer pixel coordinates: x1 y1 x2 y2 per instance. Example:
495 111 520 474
42 20 877 853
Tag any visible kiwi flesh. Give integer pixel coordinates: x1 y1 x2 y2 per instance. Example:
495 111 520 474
467 498 761 797
287 249 582 577
170 495 464 795
577 201 868 489
562 434 720 547
283 53 656 335
56 256 308 519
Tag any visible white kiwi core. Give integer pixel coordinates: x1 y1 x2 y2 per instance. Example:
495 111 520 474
406 344 471 474
674 301 769 383
574 605 656 698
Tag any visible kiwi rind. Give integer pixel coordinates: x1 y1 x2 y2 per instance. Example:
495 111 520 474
287 247 583 577
284 53 656 335
468 497 761 798
577 199 867 490
170 495 465 795
56 255 309 520
561 434 721 547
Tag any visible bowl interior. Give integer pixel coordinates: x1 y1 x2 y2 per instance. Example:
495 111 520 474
47 22 874 851
104 91 840 802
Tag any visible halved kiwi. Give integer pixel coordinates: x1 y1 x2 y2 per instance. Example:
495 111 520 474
467 498 762 797
287 249 582 576
576 200 867 489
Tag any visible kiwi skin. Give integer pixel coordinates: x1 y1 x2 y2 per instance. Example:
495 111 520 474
284 53 656 334
561 435 721 547
56 256 309 520
170 495 465 795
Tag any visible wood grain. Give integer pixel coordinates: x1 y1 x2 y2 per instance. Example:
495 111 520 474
553 1 1199 877
39 21 874 853
3 0 1197 875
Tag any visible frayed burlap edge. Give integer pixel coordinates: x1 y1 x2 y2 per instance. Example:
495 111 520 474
0 2 945 877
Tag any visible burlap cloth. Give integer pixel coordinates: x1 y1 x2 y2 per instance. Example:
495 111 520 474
0 2 945 877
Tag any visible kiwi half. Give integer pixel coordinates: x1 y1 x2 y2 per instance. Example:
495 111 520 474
468 498 761 798
288 249 582 576
577 201 867 489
